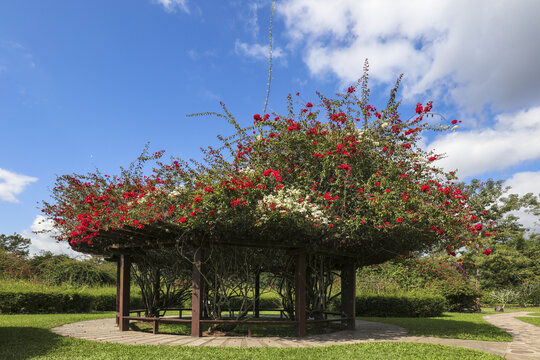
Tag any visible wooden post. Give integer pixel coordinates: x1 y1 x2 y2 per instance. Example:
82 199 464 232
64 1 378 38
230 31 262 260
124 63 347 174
115 257 120 325
191 247 203 337
254 270 260 318
118 254 131 331
295 252 306 337
341 261 356 330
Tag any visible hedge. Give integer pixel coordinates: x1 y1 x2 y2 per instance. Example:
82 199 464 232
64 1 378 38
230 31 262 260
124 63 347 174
330 294 446 317
0 290 143 314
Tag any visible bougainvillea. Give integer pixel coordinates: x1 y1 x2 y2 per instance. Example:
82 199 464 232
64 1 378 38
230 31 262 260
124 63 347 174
42 68 490 266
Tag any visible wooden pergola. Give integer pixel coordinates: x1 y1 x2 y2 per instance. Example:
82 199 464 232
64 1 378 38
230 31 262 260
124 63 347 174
79 223 357 338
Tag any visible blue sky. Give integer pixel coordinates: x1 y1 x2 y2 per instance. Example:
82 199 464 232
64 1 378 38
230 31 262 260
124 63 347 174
1 0 539 255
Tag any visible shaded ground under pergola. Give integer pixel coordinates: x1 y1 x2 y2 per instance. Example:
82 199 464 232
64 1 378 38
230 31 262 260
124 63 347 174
80 223 357 338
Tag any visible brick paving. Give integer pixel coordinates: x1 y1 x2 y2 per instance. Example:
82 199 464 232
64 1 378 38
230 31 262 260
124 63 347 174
51 312 540 359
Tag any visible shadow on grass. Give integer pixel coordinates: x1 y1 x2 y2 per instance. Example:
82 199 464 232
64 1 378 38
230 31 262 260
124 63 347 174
0 327 62 360
360 317 512 341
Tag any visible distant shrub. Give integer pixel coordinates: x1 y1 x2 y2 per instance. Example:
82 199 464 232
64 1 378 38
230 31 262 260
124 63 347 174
330 293 446 317
0 283 143 314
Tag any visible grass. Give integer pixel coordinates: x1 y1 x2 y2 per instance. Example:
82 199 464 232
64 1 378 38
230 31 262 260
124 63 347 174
358 312 513 342
516 316 540 327
0 313 503 360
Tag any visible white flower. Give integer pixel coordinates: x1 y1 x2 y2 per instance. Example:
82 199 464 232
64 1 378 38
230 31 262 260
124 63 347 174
381 122 389 128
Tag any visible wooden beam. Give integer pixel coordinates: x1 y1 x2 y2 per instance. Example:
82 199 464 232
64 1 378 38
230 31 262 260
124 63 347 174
254 270 260 318
191 247 203 337
118 254 131 331
115 258 120 325
295 252 306 337
341 261 356 330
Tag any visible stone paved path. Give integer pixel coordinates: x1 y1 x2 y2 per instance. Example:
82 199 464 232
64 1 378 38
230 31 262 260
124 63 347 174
484 312 540 359
51 312 540 359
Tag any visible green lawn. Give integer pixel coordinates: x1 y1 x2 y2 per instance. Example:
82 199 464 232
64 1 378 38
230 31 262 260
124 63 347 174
358 312 512 342
0 313 502 360
516 316 540 327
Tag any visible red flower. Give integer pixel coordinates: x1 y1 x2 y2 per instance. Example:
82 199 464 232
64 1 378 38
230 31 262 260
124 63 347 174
194 196 202 203
179 217 187 223
263 169 272 176
451 120 458 124
306 102 313 107
483 248 492 255
253 114 262 121
204 187 214 193
375 181 381 186
347 86 355 93
415 103 423 114
396 218 403 223
474 223 483 231
402 143 411 149
420 185 430 192
400 174 408 178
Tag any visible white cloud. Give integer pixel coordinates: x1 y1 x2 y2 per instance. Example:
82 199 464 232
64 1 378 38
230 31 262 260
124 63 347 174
234 39 284 60
426 106 540 178
505 171 540 197
504 172 540 232
0 168 38 203
153 0 189 13
278 0 540 113
21 215 80 257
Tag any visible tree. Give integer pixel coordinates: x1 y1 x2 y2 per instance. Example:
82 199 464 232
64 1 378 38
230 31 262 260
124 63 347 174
42 64 485 265
0 233 31 256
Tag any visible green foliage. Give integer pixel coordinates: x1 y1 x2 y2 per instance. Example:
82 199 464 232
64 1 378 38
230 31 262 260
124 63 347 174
0 249 33 280
330 294 445 317
29 252 116 287
0 281 143 314
473 244 538 290
434 278 482 312
357 258 482 313
0 233 31 256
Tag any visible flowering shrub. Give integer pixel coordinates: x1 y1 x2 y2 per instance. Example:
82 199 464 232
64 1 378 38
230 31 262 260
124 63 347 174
42 69 489 266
